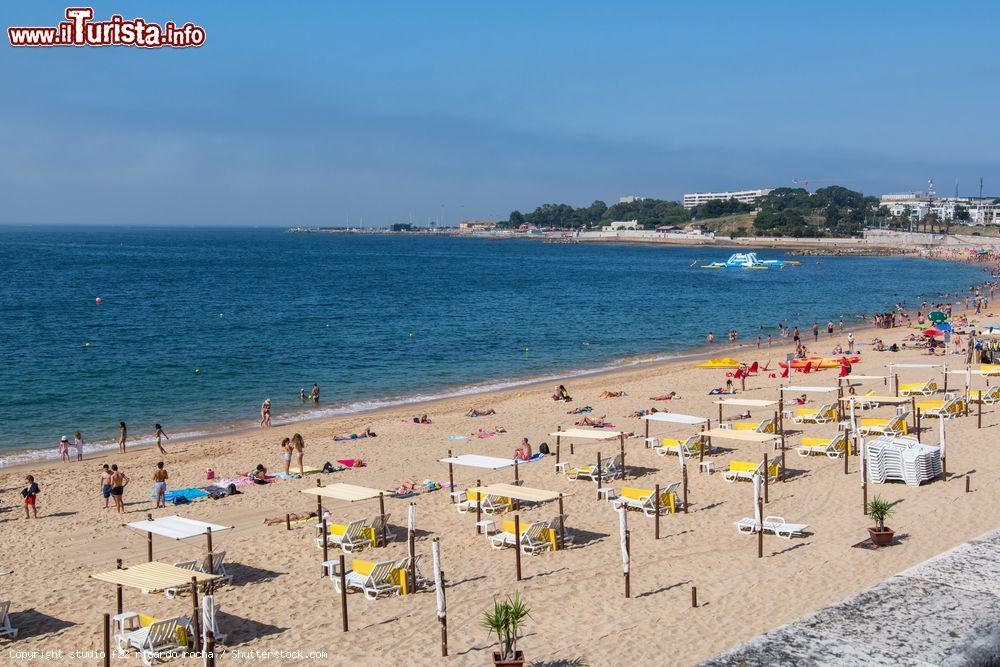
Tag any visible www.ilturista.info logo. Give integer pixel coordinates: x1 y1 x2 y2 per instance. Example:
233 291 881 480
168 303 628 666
8 7 205 48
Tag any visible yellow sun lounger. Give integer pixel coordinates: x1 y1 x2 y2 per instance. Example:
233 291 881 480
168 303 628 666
917 395 965 418
613 485 680 515
791 404 838 424
858 416 908 436
730 417 776 433
723 460 779 483
972 386 1000 404
796 433 847 458
899 380 937 396
497 519 559 551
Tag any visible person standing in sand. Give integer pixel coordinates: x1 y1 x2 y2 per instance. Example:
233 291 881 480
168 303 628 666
152 461 168 508
153 424 169 455
118 421 127 454
292 433 305 475
74 431 84 462
280 437 293 475
312 384 320 403
110 464 129 514
100 464 113 509
22 475 39 519
59 435 70 463
260 399 272 428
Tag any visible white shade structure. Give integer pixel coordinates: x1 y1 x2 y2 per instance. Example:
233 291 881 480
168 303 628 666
844 375 888 382
641 412 707 425
91 561 221 591
700 428 781 444
781 385 839 394
714 398 778 408
301 483 384 502
548 428 624 440
464 483 561 503
617 506 629 574
432 539 445 618
437 454 514 470
125 516 232 540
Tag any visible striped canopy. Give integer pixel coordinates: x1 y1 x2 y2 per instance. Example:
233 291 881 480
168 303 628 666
91 561 221 591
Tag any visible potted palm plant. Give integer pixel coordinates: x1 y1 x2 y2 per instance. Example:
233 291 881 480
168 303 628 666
866 496 895 547
483 593 530 666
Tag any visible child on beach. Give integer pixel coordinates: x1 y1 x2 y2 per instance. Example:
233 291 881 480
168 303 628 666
22 475 39 518
59 435 70 463
281 437 293 475
154 424 169 455
292 433 305 475
74 431 84 462
152 462 168 509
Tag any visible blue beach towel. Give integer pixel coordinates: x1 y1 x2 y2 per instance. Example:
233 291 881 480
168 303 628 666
152 487 210 502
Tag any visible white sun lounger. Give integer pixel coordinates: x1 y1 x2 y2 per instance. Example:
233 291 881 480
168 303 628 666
115 616 188 666
653 435 703 459
795 432 848 459
734 516 809 540
919 394 965 419
315 518 372 553
857 413 909 438
900 379 936 396
611 482 682 516
0 601 17 639
487 521 552 555
565 453 623 483
790 403 838 425
326 559 400 601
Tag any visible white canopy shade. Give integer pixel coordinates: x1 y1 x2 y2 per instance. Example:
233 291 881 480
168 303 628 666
947 369 993 377
701 428 781 443
840 394 911 404
125 516 232 540
844 375 887 381
465 483 561 503
714 398 778 407
548 428 624 440
888 363 945 370
91 561 222 591
301 483 384 502
781 385 839 393
641 412 707 425
438 454 514 469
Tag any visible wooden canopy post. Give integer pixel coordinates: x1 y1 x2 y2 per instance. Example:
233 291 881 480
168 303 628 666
190 576 202 653
205 630 216 667
916 408 921 443
555 443 561 472
102 613 110 667
408 502 417 594
558 494 566 549
644 419 649 443
316 478 323 521
513 514 522 581
205 527 214 575
378 492 387 546
146 513 154 562
619 433 626 481
339 554 349 632
682 463 689 514
654 483 661 539
321 518 329 578
447 449 455 503
862 444 868 515
596 452 603 500
115 559 123 615
979 396 983 428
718 403 723 424
894 373 899 397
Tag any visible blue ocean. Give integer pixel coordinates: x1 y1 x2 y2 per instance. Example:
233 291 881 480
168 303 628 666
0 226 987 463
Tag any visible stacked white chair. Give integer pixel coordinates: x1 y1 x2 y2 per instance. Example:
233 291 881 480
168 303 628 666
864 436 942 486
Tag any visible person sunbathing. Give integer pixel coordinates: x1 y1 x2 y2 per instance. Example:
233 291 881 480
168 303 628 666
334 426 376 441
792 394 808 405
514 438 532 461
412 414 432 424
576 415 607 427
567 405 593 414
628 407 659 418
247 464 268 485
466 408 497 417
600 391 626 398
649 392 679 400
552 384 573 402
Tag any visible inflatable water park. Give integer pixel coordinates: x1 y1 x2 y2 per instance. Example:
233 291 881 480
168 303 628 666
700 252 800 270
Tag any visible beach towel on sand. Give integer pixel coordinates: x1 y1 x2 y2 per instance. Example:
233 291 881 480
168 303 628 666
338 459 365 468
154 487 209 502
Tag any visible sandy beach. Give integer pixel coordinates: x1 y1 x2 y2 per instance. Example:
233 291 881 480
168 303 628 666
3 291 999 666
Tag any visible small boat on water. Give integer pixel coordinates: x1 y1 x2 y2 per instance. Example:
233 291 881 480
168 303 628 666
700 252 799 269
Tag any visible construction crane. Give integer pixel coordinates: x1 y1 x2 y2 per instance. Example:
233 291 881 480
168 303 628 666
791 178 839 192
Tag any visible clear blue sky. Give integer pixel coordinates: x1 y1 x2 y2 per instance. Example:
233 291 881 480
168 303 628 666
3 1 999 226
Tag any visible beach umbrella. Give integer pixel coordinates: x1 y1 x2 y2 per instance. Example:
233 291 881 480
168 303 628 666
937 322 954 332
752 472 762 526
923 328 943 337
432 539 445 619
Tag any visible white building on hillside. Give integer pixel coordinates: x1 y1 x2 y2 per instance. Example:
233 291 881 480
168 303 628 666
880 193 1000 225
682 188 773 208
603 219 640 231
619 195 645 204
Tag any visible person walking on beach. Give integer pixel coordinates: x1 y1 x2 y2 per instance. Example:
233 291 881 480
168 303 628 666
281 437 293 475
152 461 168 509
74 431 84 462
292 433 305 475
827 321 834 337
100 464 113 509
58 435 70 463
260 399 272 428
110 464 129 514
312 384 320 403
792 327 800 344
812 323 819 343
847 331 855 353
22 475 39 519
153 424 169 455
118 421 127 454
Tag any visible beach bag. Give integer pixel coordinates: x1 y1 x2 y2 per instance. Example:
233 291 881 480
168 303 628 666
538 442 550 455
322 461 336 473
172 496 190 506
227 483 239 496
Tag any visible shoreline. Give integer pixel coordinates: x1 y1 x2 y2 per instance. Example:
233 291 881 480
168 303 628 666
2 255 988 470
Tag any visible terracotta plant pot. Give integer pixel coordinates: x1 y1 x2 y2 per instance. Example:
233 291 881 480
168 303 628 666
868 527 894 547
492 650 525 667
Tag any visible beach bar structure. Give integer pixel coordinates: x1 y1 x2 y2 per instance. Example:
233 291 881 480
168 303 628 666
91 561 223 664
125 516 232 570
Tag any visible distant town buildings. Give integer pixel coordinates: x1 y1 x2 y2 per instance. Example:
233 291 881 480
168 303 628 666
682 188 773 209
619 195 645 204
879 193 1000 225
